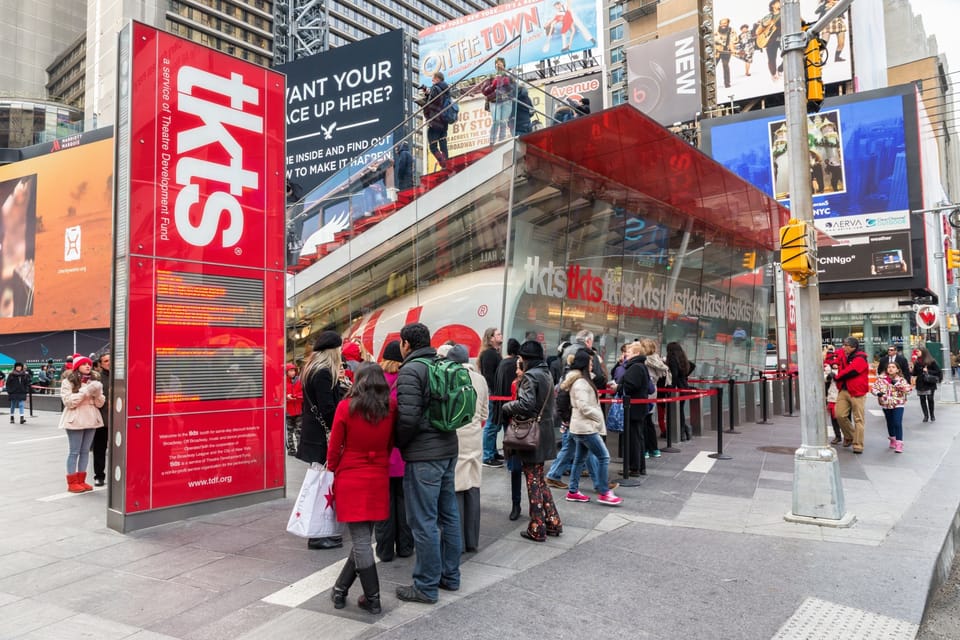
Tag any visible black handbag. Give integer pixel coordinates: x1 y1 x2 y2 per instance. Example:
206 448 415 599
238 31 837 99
503 384 549 451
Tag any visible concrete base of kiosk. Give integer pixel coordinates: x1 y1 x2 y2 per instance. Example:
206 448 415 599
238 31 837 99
107 488 285 533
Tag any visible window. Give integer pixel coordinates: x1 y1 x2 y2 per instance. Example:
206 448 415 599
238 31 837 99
611 67 625 85
609 25 623 42
609 4 623 21
610 46 624 64
612 88 626 105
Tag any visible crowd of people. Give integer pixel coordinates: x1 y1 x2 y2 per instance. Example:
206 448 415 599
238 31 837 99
283 323 698 614
823 337 943 455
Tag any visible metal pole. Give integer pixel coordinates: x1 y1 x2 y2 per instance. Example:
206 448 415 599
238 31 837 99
781 0 851 525
708 388 730 460
727 378 741 433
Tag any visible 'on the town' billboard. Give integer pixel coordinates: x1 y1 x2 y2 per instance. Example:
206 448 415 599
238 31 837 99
702 86 923 288
627 28 702 125
111 22 286 532
418 0 600 86
279 29 405 196
711 0 852 104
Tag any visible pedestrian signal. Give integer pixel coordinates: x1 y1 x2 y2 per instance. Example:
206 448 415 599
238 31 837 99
742 251 757 270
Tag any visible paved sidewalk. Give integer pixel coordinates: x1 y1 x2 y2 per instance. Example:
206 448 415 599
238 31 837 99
1 400 958 639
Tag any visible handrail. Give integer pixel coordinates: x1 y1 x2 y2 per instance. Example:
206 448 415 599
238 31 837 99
286 34 524 226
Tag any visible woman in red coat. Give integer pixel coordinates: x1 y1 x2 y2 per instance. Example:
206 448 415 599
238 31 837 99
328 362 395 615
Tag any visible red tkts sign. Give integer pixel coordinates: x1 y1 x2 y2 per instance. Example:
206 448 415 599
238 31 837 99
111 22 285 528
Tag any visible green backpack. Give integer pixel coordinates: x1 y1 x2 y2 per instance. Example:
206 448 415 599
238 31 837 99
413 357 478 431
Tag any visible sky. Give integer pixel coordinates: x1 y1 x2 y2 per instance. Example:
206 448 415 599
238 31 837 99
909 0 960 102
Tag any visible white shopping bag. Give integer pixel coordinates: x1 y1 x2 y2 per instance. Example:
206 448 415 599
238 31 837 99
286 463 343 538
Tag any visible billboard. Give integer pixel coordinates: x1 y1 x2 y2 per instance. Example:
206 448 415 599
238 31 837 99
418 0 600 86
0 136 113 332
627 28 702 125
712 0 852 104
111 22 286 530
279 30 405 196
702 88 921 285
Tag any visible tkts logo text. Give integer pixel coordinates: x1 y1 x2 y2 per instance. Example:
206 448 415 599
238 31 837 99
172 67 264 248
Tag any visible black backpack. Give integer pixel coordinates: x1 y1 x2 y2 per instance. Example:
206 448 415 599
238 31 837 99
555 383 572 424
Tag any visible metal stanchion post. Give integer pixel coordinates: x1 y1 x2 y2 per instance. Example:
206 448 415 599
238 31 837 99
727 378 741 434
619 395 642 487
744 377 757 423
29 387 33 417
758 372 771 424
708 388 731 460
662 392 681 453
786 372 796 416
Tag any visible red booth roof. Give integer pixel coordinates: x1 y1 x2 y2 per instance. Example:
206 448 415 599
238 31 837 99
521 104 791 251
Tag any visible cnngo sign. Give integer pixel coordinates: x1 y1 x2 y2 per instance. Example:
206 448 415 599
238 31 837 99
167 68 263 248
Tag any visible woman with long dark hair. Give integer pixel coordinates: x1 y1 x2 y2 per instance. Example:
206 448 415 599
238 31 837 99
374 341 414 562
911 346 942 422
501 340 562 542
297 331 347 550
59 355 106 492
665 342 695 440
328 362 395 615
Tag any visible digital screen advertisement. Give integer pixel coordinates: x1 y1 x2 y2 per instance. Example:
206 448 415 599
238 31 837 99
0 136 113 333
626 28 702 125
702 89 919 284
111 22 286 527
711 0 852 104
278 30 405 196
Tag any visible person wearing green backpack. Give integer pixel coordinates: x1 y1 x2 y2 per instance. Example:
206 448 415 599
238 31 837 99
394 322 462 605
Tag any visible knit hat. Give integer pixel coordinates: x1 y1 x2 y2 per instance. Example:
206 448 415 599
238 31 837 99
64 354 75 370
518 340 544 360
569 348 592 373
436 344 453 359
382 340 403 363
447 344 469 364
313 331 343 351
285 363 297 372
342 341 362 362
72 355 94 370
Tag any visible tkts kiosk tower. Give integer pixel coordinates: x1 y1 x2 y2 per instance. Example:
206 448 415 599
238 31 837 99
108 22 287 532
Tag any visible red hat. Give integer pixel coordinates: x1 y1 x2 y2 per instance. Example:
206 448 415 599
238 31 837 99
285 363 297 372
72 355 93 370
342 341 362 362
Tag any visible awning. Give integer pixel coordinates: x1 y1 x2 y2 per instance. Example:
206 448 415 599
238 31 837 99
521 104 792 251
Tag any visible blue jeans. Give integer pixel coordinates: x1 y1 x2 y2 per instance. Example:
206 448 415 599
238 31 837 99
883 407 904 441
66 428 96 473
490 100 512 143
547 429 600 485
403 458 461 599
10 399 24 415
482 401 500 462
568 433 611 495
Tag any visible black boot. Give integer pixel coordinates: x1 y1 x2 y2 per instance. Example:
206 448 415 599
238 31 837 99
308 535 343 550
331 556 356 609
509 503 522 521
683 424 692 441
19 416 25 424
356 565 382 614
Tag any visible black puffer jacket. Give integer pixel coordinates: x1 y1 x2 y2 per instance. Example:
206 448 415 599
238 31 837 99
297 367 342 465
501 362 557 464
621 355 651 425
5 369 31 400
395 346 459 462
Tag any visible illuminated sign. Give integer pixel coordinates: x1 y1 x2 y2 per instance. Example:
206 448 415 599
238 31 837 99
111 22 286 530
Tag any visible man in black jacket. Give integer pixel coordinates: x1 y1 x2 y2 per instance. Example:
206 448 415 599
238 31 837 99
877 344 910 378
394 322 461 604
91 352 111 486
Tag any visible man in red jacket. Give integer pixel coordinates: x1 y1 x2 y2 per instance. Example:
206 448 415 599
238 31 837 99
834 336 869 453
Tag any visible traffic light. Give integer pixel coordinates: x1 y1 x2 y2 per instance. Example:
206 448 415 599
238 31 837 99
804 29 826 113
779 218 817 284
742 251 757 270
947 248 960 270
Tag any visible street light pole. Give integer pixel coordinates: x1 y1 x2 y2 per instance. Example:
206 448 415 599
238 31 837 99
781 0 853 526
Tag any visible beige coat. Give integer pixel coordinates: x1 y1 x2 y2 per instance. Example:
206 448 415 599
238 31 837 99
644 353 670 397
455 364 488 492
59 377 106 430
561 370 605 436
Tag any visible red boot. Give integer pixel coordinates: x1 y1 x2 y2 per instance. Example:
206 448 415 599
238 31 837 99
76 472 94 492
67 473 85 493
